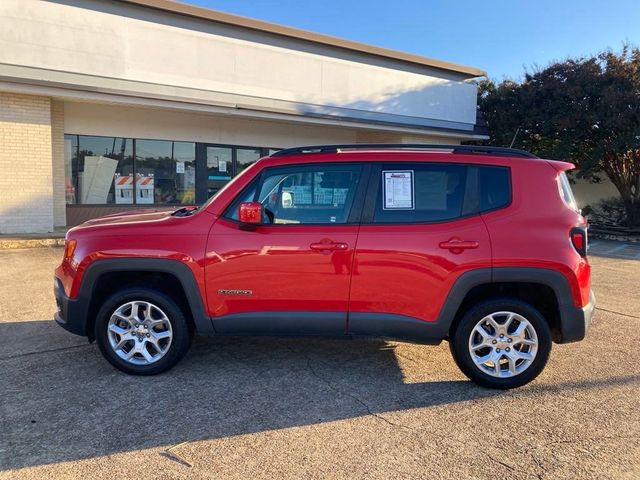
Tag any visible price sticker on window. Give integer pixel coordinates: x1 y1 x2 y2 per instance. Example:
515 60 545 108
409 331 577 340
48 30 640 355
383 170 414 210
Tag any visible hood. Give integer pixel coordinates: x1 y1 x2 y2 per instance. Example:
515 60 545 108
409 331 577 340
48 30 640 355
83 208 176 226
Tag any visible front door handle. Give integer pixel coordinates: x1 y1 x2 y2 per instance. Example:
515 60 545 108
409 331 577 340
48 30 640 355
310 240 349 251
439 239 479 251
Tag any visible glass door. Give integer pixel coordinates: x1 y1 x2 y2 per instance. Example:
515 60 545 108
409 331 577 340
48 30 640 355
205 146 233 198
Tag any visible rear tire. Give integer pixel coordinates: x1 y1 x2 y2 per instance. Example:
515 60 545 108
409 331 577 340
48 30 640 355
95 287 192 375
450 298 552 389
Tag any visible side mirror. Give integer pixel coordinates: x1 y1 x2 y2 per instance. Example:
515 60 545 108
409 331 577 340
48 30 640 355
238 201 262 226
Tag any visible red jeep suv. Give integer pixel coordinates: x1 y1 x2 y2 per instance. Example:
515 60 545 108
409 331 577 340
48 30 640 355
54 144 594 389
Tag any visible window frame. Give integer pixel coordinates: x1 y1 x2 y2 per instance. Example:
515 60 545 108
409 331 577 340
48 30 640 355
222 162 371 226
361 162 512 225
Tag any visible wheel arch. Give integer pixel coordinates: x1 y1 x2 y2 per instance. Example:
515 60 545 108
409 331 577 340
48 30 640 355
77 259 213 341
442 267 584 344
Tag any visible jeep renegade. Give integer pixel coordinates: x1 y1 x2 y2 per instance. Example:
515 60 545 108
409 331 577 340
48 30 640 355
54 144 594 389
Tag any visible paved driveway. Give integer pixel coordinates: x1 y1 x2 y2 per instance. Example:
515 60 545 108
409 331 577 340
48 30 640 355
0 247 638 479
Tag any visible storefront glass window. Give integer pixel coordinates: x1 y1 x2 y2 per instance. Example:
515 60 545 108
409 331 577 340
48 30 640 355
236 148 262 174
76 136 134 204
135 140 196 205
65 135 275 205
64 134 77 205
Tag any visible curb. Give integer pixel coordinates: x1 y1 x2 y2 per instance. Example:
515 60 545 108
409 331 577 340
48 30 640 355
0 238 66 249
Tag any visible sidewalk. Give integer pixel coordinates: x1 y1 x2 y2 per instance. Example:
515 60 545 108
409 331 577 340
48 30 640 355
0 228 67 249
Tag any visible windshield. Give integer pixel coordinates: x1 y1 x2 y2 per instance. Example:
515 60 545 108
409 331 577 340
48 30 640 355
199 161 262 211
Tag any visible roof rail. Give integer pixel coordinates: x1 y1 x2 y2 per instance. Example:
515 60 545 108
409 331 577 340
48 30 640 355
270 144 538 159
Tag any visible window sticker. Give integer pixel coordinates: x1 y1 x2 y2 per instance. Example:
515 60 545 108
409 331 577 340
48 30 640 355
218 160 227 172
383 170 414 210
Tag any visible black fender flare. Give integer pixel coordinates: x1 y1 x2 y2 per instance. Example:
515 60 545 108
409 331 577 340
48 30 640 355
75 258 213 335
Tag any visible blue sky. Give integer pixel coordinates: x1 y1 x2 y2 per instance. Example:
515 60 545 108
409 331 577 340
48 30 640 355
185 0 640 80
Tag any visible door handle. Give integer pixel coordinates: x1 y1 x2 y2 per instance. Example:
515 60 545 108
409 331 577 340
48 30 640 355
310 241 349 251
439 239 479 251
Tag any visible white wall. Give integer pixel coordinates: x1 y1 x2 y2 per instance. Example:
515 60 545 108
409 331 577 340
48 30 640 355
0 0 478 128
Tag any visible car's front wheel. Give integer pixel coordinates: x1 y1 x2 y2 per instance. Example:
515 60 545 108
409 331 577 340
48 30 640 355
95 287 192 375
450 298 552 389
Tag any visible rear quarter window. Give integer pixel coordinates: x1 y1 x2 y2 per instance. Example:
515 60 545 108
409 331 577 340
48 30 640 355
558 171 579 212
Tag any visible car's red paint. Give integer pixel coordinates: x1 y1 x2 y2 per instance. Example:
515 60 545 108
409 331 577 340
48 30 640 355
55 149 591 328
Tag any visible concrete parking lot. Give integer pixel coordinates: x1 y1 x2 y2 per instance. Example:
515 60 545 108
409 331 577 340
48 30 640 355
0 243 638 479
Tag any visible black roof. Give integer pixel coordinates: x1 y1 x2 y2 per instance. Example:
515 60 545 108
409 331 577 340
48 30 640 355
270 144 538 159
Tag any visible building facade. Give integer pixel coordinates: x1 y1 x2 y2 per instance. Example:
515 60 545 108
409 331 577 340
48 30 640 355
0 0 491 233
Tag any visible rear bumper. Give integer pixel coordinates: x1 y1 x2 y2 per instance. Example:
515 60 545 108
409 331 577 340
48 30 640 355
559 289 595 343
54 277 87 336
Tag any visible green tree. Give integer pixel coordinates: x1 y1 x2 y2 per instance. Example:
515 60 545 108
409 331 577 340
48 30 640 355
476 46 640 225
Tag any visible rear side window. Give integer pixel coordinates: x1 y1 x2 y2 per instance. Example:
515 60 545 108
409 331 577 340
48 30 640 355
558 171 579 212
372 163 511 223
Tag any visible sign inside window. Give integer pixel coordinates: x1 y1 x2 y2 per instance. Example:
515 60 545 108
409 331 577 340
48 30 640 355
383 170 414 209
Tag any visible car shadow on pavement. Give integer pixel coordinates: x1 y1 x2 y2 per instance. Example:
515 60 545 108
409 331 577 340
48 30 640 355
1 320 638 472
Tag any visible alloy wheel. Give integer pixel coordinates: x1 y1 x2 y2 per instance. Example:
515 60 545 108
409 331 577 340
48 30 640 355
106 301 173 365
468 311 538 378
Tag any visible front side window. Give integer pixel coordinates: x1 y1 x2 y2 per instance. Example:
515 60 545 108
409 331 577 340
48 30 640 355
226 164 362 224
373 163 511 223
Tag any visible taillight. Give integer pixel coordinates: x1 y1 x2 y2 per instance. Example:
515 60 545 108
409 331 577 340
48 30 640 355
570 227 587 257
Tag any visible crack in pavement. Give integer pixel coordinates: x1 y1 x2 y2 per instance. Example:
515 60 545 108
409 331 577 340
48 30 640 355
0 343 92 361
595 306 640 319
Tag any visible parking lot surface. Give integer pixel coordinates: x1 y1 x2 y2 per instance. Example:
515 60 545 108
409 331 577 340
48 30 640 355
0 246 638 479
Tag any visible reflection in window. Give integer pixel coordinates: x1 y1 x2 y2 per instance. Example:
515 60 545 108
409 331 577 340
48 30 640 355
76 136 134 204
64 134 77 204
236 148 261 174
256 166 361 224
135 140 196 205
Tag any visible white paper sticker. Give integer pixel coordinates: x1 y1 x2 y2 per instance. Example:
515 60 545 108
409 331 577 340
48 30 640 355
383 170 414 209
218 160 227 172
175 161 185 174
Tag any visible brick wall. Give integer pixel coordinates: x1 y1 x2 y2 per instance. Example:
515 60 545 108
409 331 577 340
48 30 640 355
0 92 54 234
50 100 66 227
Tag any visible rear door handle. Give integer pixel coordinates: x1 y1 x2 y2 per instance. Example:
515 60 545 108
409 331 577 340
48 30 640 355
310 241 349 251
439 239 479 251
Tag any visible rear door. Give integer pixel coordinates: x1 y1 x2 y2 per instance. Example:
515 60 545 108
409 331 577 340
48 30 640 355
348 161 507 340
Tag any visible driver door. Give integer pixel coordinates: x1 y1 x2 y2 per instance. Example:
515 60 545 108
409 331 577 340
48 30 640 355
204 162 368 335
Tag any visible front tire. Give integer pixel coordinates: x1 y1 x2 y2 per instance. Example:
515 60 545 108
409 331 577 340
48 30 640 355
95 287 192 375
450 298 552 389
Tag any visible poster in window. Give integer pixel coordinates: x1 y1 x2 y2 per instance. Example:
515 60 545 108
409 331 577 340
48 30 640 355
383 170 414 210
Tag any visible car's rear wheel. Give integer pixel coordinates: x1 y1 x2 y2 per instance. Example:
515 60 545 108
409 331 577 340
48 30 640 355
95 287 192 375
450 298 552 389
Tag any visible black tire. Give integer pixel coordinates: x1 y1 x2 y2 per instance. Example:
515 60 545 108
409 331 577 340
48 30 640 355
95 287 192 375
450 298 552 389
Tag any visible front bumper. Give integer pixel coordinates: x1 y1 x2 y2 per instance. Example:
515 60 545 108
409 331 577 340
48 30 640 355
559 289 595 343
54 277 87 336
